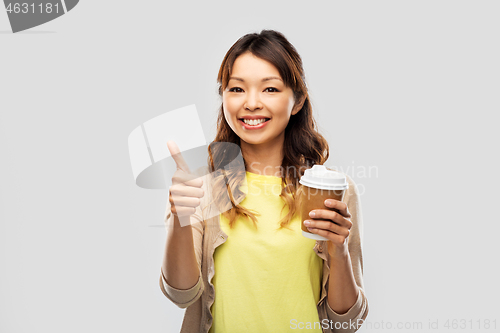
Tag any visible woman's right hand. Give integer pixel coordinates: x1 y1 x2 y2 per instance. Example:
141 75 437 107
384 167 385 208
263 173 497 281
166 141 204 226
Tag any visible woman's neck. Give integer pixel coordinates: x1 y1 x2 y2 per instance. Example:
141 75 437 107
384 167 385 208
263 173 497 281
240 139 284 177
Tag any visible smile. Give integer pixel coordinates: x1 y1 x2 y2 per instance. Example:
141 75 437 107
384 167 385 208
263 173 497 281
238 118 270 129
242 118 268 125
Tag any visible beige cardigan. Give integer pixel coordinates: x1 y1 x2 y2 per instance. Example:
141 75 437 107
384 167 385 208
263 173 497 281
160 168 369 332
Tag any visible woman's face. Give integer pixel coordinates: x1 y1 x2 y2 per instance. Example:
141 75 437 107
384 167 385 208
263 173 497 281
222 52 302 149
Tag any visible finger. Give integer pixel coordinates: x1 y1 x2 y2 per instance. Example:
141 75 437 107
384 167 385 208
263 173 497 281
183 177 203 187
172 206 197 217
170 196 201 208
309 209 353 229
172 172 203 187
324 199 351 218
167 140 191 173
304 219 349 237
169 184 204 198
307 227 347 245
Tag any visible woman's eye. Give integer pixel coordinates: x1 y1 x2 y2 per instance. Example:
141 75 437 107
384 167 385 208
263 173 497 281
264 87 279 93
229 87 243 92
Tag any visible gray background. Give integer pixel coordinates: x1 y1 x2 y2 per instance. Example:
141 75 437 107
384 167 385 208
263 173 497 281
1 1 499 332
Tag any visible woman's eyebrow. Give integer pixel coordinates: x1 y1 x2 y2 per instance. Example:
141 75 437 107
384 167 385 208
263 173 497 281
229 76 283 82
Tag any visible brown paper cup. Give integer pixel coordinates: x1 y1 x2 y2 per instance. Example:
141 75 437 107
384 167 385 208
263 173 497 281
300 185 346 241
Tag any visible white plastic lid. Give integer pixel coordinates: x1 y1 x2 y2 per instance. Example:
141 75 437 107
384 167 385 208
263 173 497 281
299 165 348 190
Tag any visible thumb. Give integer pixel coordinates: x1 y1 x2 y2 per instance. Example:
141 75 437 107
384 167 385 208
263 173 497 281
167 140 191 173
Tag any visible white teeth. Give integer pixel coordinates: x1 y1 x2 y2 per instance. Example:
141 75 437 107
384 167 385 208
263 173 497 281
243 118 267 125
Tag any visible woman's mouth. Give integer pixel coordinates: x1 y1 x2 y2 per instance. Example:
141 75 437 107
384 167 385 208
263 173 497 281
238 118 270 129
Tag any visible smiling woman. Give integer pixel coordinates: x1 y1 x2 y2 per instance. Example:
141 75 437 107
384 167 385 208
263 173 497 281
160 30 369 333
223 52 301 150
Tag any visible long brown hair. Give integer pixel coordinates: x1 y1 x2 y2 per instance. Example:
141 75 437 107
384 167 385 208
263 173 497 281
208 30 329 229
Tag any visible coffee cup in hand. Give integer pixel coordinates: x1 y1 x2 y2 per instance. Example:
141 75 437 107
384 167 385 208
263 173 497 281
299 165 349 241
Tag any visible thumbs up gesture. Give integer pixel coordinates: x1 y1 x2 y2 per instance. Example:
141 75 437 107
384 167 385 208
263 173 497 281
166 141 204 225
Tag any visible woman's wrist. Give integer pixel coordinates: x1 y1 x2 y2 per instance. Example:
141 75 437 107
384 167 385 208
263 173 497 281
328 241 349 259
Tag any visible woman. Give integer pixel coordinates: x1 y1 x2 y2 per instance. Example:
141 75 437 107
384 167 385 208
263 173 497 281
160 30 368 333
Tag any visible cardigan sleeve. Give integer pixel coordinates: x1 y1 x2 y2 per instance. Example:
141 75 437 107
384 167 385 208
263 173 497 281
159 176 206 309
319 174 369 332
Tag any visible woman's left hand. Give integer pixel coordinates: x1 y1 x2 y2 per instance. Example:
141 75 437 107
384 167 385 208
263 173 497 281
304 199 352 254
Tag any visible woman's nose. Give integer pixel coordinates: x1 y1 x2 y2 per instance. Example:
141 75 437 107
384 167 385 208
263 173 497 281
244 91 263 110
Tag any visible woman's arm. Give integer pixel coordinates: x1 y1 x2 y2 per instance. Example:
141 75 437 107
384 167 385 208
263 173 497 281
159 143 206 308
306 175 368 332
162 207 202 290
326 245 360 314
159 200 205 309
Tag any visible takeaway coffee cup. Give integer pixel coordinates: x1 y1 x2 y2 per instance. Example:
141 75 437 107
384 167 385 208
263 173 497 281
299 165 349 241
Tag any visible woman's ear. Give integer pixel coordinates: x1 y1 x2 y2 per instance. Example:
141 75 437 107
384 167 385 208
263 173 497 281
291 95 306 115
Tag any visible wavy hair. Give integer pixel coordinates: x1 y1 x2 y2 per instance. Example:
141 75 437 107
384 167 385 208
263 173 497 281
208 30 329 229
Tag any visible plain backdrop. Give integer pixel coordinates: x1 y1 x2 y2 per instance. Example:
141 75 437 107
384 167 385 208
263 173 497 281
1 1 499 332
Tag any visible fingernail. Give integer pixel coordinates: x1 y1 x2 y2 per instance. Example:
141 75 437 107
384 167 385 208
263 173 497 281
309 211 316 218
324 200 331 206
304 220 310 226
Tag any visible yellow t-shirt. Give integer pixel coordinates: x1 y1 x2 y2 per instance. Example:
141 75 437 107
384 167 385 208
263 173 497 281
209 171 323 333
